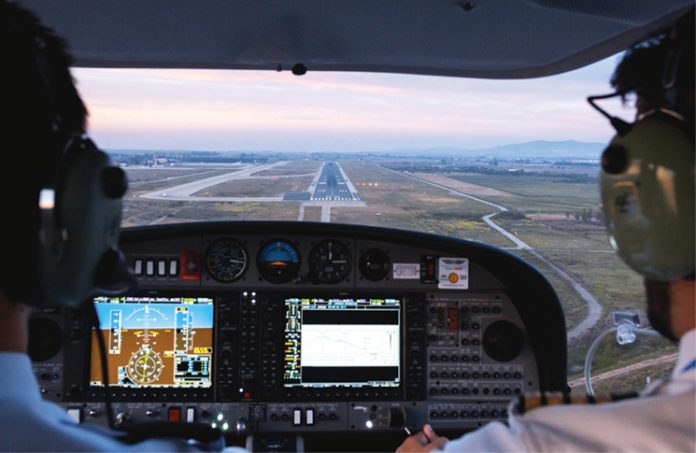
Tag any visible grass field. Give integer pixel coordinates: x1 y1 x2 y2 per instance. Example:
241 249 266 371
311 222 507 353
252 160 322 176
191 176 314 197
448 173 600 213
338 161 509 246
302 206 322 222
127 168 232 193
123 199 300 226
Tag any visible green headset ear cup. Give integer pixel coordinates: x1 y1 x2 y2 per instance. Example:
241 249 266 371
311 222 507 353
38 139 125 306
600 113 695 281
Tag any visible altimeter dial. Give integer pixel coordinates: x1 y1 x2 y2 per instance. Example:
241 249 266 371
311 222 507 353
205 238 248 283
308 239 352 284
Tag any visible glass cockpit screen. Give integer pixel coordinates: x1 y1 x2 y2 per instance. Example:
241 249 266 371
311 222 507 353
90 295 214 388
283 297 400 389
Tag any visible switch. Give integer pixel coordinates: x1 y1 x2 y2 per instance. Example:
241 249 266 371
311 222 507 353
67 408 81 423
168 407 181 423
180 250 200 281
305 409 314 426
157 260 167 276
146 260 155 276
134 259 143 275
169 259 179 277
292 409 302 426
186 407 196 423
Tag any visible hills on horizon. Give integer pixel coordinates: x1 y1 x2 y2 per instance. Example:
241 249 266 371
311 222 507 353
390 140 604 159
109 139 605 160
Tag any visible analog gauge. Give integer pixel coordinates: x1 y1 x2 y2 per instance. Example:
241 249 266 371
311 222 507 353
308 239 352 284
358 248 391 281
257 240 301 284
205 238 248 283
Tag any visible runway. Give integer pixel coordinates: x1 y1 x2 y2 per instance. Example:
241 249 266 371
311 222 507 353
310 162 360 201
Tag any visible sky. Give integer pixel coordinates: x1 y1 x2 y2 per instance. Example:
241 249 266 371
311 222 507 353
72 56 631 153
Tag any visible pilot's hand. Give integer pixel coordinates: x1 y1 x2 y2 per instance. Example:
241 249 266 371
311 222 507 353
396 424 448 452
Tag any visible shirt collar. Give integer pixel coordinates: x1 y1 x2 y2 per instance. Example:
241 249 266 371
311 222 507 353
672 329 696 378
0 352 41 401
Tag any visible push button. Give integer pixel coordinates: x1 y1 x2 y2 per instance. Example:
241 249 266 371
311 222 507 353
292 409 302 426
168 407 181 423
133 259 143 275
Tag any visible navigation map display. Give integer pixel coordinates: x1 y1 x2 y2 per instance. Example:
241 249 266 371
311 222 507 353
283 297 400 389
90 295 214 388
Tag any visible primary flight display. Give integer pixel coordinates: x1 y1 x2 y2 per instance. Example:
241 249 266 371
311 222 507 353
90 295 214 388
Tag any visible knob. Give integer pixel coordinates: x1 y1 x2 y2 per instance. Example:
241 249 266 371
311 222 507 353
483 321 524 362
115 412 129 426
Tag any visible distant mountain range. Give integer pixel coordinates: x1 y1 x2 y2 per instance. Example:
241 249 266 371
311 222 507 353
389 140 605 159
109 140 606 160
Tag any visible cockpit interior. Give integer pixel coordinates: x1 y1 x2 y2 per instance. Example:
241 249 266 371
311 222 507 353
18 1 694 451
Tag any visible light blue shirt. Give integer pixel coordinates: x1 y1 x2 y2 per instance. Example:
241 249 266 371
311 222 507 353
439 329 696 452
0 353 245 452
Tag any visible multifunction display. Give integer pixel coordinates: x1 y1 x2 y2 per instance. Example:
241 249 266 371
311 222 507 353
283 297 401 389
90 295 214 388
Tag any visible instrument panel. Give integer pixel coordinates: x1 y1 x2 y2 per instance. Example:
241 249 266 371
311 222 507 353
29 221 567 451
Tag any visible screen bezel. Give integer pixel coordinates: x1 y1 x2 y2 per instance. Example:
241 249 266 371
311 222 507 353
87 291 216 401
272 293 405 401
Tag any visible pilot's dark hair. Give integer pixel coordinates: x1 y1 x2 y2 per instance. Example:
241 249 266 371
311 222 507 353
610 10 695 121
0 1 87 301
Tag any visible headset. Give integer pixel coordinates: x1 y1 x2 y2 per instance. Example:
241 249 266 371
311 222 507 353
31 35 135 307
587 18 695 282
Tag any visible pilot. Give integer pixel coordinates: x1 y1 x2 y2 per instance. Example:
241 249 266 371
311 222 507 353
397 11 695 453
0 2 245 451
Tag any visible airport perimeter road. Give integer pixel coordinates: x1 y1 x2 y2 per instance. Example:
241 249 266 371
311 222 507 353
140 162 287 200
389 168 602 340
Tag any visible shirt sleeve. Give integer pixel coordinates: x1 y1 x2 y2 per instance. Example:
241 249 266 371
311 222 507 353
439 420 532 452
0 353 249 452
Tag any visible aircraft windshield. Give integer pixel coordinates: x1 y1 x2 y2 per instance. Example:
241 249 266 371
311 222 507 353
73 62 676 394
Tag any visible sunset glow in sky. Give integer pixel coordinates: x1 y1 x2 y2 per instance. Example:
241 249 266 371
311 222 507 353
73 56 626 153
